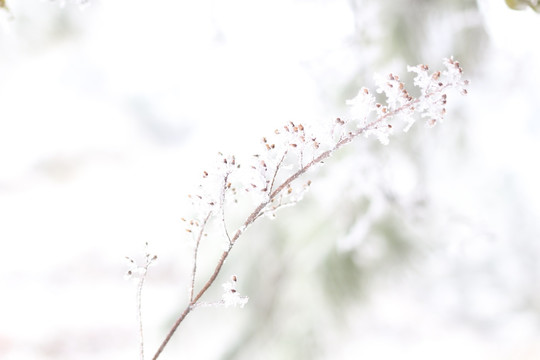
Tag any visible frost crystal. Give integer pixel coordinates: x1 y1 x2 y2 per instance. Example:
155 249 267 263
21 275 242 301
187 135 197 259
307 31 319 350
347 87 375 123
346 57 468 143
221 276 249 308
407 63 432 91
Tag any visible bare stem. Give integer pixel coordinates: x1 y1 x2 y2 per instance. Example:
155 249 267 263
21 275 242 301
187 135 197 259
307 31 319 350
137 270 146 360
151 305 192 360
189 211 212 302
268 150 288 194
220 173 232 244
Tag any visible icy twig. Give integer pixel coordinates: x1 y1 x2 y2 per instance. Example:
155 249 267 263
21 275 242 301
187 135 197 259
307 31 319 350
150 58 468 359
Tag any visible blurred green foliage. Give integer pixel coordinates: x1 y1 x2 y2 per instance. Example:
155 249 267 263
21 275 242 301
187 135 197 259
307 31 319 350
505 0 540 12
221 1 486 357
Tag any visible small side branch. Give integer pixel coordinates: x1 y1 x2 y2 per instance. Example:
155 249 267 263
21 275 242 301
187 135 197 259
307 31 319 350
268 150 288 195
125 244 157 360
137 269 147 360
220 173 232 245
189 211 212 302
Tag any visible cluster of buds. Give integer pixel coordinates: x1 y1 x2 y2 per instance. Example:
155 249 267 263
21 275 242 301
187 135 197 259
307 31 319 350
345 57 469 144
407 57 469 128
182 59 468 238
178 56 468 289
182 152 241 238
124 242 158 280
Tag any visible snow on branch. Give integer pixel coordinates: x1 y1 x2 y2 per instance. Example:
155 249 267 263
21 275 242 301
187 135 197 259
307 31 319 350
127 58 468 360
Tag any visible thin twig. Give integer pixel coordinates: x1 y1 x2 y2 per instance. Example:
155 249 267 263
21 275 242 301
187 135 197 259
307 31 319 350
220 173 232 244
137 269 147 360
132 244 157 360
189 211 212 302
268 150 288 195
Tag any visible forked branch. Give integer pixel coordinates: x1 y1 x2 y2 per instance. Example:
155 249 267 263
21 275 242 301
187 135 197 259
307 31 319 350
146 58 468 360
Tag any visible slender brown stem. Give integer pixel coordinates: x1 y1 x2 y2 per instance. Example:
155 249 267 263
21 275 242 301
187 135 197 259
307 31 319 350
268 150 288 194
137 269 147 360
151 305 192 360
220 173 232 244
189 211 212 302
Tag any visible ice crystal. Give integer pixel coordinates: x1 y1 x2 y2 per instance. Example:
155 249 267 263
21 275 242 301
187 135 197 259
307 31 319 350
221 275 249 308
347 87 376 124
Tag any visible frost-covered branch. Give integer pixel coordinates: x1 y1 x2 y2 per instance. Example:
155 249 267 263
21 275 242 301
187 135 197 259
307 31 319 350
135 57 468 360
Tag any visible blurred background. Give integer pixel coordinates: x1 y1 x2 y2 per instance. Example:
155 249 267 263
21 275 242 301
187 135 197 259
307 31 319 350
1 0 540 359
